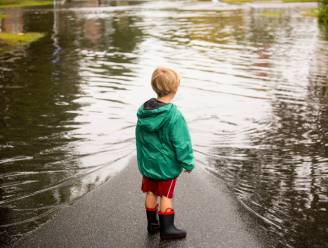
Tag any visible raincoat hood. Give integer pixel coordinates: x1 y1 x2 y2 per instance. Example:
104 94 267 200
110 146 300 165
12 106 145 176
137 103 176 132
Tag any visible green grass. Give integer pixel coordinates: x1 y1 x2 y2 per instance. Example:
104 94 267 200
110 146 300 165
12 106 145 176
0 32 45 45
0 13 6 20
221 0 253 4
0 0 52 8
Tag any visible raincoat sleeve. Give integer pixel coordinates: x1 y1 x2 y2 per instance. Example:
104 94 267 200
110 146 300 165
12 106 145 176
169 113 195 171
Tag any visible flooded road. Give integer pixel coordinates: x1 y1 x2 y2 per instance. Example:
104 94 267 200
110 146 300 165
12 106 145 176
0 1 327 247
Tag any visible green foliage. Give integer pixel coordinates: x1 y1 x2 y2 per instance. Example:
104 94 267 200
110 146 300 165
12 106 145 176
0 0 52 8
319 0 328 25
0 32 45 45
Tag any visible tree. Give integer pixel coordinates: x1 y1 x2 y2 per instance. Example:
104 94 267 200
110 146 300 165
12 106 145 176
319 0 328 26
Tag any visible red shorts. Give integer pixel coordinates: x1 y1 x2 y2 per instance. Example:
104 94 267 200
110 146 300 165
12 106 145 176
141 176 177 199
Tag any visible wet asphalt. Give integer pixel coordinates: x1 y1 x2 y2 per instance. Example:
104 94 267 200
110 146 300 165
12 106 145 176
14 156 272 248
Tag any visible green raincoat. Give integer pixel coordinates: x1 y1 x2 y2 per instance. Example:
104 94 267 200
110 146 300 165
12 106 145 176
135 102 194 180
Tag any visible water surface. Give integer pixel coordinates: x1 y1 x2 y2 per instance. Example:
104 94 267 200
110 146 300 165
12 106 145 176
0 1 327 247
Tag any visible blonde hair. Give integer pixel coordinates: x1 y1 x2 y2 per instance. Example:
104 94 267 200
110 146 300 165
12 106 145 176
151 67 180 97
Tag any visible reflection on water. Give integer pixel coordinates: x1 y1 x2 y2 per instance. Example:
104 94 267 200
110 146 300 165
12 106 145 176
0 5 141 246
0 1 327 247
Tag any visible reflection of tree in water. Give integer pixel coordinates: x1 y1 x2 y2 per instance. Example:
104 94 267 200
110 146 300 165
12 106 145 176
181 9 287 45
0 9 24 33
244 9 289 44
62 0 144 7
173 11 245 44
243 10 283 80
110 15 143 52
80 14 143 52
0 11 81 247
77 13 143 77
172 10 283 83
0 8 144 247
210 39 328 248
319 23 328 41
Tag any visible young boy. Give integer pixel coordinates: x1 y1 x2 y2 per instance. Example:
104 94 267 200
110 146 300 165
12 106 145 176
135 67 195 240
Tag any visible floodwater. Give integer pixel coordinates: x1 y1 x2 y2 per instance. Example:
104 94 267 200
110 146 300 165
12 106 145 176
0 0 327 247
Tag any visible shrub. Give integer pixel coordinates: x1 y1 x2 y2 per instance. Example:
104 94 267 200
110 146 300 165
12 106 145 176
319 0 328 25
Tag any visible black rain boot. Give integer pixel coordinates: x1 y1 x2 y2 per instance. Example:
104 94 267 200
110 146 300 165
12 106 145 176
159 208 187 240
146 204 160 234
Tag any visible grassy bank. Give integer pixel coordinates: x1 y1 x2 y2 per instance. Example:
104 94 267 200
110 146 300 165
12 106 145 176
0 0 52 8
0 32 45 45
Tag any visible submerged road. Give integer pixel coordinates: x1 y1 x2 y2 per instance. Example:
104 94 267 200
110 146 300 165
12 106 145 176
14 156 271 248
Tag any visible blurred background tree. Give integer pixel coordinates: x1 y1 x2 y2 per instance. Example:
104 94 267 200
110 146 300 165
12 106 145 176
319 0 328 25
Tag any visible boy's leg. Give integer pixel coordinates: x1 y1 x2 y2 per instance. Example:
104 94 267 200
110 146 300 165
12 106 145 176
145 192 160 234
159 178 176 212
160 196 173 212
145 191 158 209
141 177 160 233
158 178 186 240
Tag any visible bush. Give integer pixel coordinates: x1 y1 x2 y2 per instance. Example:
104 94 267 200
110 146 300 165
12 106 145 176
319 0 328 25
